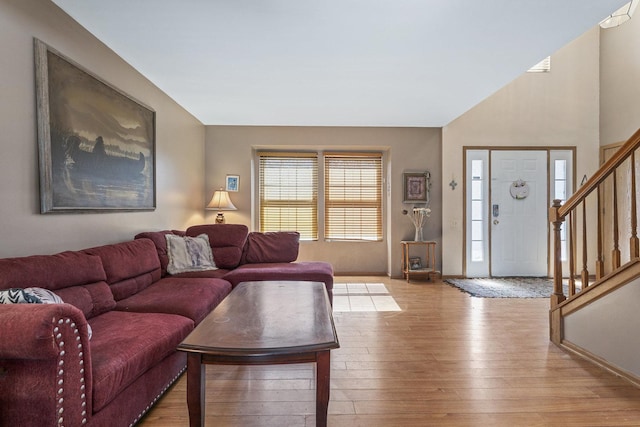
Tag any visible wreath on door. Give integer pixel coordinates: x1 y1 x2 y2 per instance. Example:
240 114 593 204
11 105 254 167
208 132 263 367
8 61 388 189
510 179 529 200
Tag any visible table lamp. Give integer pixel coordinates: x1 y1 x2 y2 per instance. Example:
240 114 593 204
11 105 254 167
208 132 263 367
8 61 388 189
206 189 237 223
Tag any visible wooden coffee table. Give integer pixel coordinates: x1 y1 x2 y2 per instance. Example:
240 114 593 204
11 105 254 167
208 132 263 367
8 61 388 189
177 280 340 427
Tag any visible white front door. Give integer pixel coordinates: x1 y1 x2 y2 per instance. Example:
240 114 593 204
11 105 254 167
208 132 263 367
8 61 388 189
490 151 548 276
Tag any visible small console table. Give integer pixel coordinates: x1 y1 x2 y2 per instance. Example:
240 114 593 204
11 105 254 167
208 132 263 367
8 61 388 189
401 240 438 282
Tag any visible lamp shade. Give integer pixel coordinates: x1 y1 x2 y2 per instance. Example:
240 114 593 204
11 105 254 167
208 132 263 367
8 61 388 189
206 190 237 211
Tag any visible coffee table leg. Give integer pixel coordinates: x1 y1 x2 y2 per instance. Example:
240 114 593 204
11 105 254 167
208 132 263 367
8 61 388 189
186 353 205 427
316 350 331 427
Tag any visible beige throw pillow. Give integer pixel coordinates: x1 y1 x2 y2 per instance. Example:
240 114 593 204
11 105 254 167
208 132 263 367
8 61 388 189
165 233 218 275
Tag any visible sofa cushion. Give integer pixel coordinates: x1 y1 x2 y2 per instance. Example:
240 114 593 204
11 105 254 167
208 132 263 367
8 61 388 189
115 277 232 324
222 261 334 299
243 231 300 264
55 281 116 319
84 239 161 284
134 230 186 276
88 310 194 412
0 251 115 318
84 239 162 301
165 234 218 275
0 251 106 291
170 268 229 279
186 224 249 269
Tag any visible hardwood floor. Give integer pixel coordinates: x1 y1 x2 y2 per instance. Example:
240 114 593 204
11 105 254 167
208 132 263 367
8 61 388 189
138 277 640 426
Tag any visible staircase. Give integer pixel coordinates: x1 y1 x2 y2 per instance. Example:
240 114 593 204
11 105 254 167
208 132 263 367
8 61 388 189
549 128 640 386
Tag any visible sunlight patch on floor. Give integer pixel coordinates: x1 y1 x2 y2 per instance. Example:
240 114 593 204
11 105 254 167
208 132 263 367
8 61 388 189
333 282 401 312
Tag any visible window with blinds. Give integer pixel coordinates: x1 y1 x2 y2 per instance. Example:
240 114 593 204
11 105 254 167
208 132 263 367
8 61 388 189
258 152 318 240
324 153 383 241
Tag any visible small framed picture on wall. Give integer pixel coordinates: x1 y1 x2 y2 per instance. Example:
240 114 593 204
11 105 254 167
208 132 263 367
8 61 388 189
226 175 239 192
403 172 430 203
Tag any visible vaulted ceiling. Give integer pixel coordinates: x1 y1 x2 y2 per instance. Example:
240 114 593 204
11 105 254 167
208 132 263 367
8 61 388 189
52 0 626 127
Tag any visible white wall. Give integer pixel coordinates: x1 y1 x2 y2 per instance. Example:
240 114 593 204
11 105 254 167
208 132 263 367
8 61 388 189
205 126 441 276
600 11 640 145
441 27 601 276
0 0 205 257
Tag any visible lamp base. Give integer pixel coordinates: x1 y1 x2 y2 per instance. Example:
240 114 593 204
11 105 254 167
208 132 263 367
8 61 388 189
215 212 225 224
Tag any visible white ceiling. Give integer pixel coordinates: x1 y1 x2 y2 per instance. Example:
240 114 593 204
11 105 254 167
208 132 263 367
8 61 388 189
52 0 625 127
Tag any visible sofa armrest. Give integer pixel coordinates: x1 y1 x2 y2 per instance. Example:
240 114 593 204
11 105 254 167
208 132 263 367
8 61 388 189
0 304 93 426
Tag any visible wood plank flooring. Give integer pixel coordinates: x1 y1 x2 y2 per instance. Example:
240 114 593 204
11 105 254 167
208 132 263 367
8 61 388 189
138 277 640 426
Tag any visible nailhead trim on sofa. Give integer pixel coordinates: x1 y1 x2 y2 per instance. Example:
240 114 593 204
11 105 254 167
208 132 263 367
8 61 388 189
129 366 187 426
53 317 88 426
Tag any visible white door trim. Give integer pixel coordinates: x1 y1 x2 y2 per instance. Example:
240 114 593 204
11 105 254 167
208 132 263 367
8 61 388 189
463 147 576 278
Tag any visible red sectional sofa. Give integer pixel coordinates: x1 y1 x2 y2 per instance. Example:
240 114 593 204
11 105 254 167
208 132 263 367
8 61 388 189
0 224 333 427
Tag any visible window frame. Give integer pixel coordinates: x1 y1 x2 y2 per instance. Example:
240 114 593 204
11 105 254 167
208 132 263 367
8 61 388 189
324 152 384 242
257 151 319 241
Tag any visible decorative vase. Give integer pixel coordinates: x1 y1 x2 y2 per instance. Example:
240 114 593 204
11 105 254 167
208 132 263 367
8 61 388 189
407 207 430 242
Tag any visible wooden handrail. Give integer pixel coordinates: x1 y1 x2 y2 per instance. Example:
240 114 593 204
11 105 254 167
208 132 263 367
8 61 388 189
558 128 640 219
550 128 640 345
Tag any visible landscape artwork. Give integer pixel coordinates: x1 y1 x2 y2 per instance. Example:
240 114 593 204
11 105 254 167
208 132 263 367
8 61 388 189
35 39 155 213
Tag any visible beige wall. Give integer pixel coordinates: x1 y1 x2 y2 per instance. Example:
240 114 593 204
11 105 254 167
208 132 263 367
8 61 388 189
441 27 601 276
205 126 441 276
564 277 640 377
0 0 205 257
4 0 628 278
600 12 640 146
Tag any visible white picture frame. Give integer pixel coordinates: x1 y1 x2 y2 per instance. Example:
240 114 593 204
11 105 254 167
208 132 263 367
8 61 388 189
226 175 239 192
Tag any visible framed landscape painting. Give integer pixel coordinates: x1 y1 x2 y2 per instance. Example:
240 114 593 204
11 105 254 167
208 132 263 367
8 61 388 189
34 39 156 213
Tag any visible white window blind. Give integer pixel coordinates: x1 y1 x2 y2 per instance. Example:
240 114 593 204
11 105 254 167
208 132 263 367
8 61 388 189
324 152 382 241
258 152 318 240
